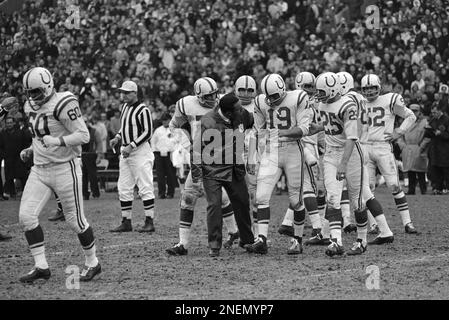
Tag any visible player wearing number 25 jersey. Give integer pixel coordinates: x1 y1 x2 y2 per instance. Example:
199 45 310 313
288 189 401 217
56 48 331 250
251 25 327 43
247 73 310 255
360 74 418 235
18 67 101 283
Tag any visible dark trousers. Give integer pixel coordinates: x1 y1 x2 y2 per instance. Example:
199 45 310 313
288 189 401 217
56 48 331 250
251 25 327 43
155 152 176 197
407 171 427 194
430 166 449 191
203 173 254 250
82 153 100 199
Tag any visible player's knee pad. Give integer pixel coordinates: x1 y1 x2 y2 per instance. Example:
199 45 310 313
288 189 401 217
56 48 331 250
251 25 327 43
326 194 340 210
180 190 199 211
388 183 402 194
255 189 270 207
288 195 302 211
19 210 39 232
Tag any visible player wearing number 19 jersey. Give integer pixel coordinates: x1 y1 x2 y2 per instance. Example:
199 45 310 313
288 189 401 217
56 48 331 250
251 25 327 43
18 67 101 283
360 74 418 236
247 73 310 255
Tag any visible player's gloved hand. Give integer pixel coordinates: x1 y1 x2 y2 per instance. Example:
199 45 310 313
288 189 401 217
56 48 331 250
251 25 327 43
0 96 19 111
336 162 346 181
246 163 256 175
20 148 33 162
121 144 133 158
41 135 61 147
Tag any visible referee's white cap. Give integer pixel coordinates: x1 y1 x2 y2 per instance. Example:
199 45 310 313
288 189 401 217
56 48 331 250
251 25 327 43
118 80 138 92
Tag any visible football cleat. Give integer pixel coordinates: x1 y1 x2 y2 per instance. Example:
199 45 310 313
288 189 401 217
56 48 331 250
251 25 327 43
80 263 102 282
109 218 132 232
368 235 394 245
136 217 155 233
405 222 418 234
325 240 345 257
19 267 51 283
238 241 254 250
209 248 220 257
278 224 294 237
287 239 303 255
304 232 328 246
223 231 239 249
246 236 268 254
166 243 188 256
346 239 367 256
368 225 380 235
343 223 357 234
48 208 65 222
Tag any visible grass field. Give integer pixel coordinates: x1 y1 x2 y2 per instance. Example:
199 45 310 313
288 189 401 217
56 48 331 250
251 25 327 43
1 185 449 300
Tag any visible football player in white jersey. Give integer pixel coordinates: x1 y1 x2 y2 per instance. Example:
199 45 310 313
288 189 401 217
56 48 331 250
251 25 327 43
314 72 394 256
18 67 101 282
277 72 327 245
166 77 239 255
234 75 260 240
246 73 310 255
0 94 19 241
360 74 418 236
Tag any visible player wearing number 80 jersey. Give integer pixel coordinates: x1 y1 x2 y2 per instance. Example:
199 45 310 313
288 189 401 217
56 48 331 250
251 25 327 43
360 74 418 236
247 73 310 255
18 67 101 283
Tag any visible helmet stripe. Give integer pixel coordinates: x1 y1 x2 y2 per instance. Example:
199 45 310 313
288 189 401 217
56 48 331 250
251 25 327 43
245 76 248 90
25 68 33 89
264 74 272 95
367 74 371 86
203 77 214 92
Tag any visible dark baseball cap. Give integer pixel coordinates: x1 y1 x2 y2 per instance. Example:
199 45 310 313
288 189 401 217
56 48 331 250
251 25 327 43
219 93 239 113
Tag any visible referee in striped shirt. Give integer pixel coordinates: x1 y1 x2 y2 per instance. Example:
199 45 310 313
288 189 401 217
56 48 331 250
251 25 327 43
109 80 156 233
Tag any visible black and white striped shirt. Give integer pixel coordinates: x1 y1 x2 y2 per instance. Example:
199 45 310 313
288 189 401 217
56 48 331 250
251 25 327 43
117 101 153 148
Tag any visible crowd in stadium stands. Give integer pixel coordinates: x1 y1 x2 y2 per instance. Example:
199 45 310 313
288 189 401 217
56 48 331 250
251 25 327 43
1 0 449 199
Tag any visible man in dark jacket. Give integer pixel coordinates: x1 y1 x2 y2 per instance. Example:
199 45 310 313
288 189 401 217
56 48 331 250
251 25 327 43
0 116 32 198
192 93 254 257
425 105 449 194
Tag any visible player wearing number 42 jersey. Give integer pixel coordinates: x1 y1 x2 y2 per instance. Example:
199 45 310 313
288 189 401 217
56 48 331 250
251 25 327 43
18 67 101 283
360 74 418 235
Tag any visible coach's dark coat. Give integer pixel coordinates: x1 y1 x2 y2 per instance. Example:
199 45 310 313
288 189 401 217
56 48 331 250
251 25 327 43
0 125 32 179
192 106 253 181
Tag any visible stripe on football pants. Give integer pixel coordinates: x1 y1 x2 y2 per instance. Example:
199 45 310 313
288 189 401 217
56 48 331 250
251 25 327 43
69 160 85 231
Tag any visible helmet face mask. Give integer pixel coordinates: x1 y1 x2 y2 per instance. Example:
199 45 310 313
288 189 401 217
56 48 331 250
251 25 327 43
236 88 255 104
361 86 380 100
315 89 328 103
301 83 316 96
295 72 316 96
235 75 257 105
200 90 219 108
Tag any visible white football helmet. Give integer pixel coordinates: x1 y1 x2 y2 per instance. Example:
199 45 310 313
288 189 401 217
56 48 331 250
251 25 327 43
315 72 340 103
260 73 287 107
295 72 316 96
361 74 381 101
337 71 354 95
194 77 219 108
22 67 55 110
234 75 257 105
